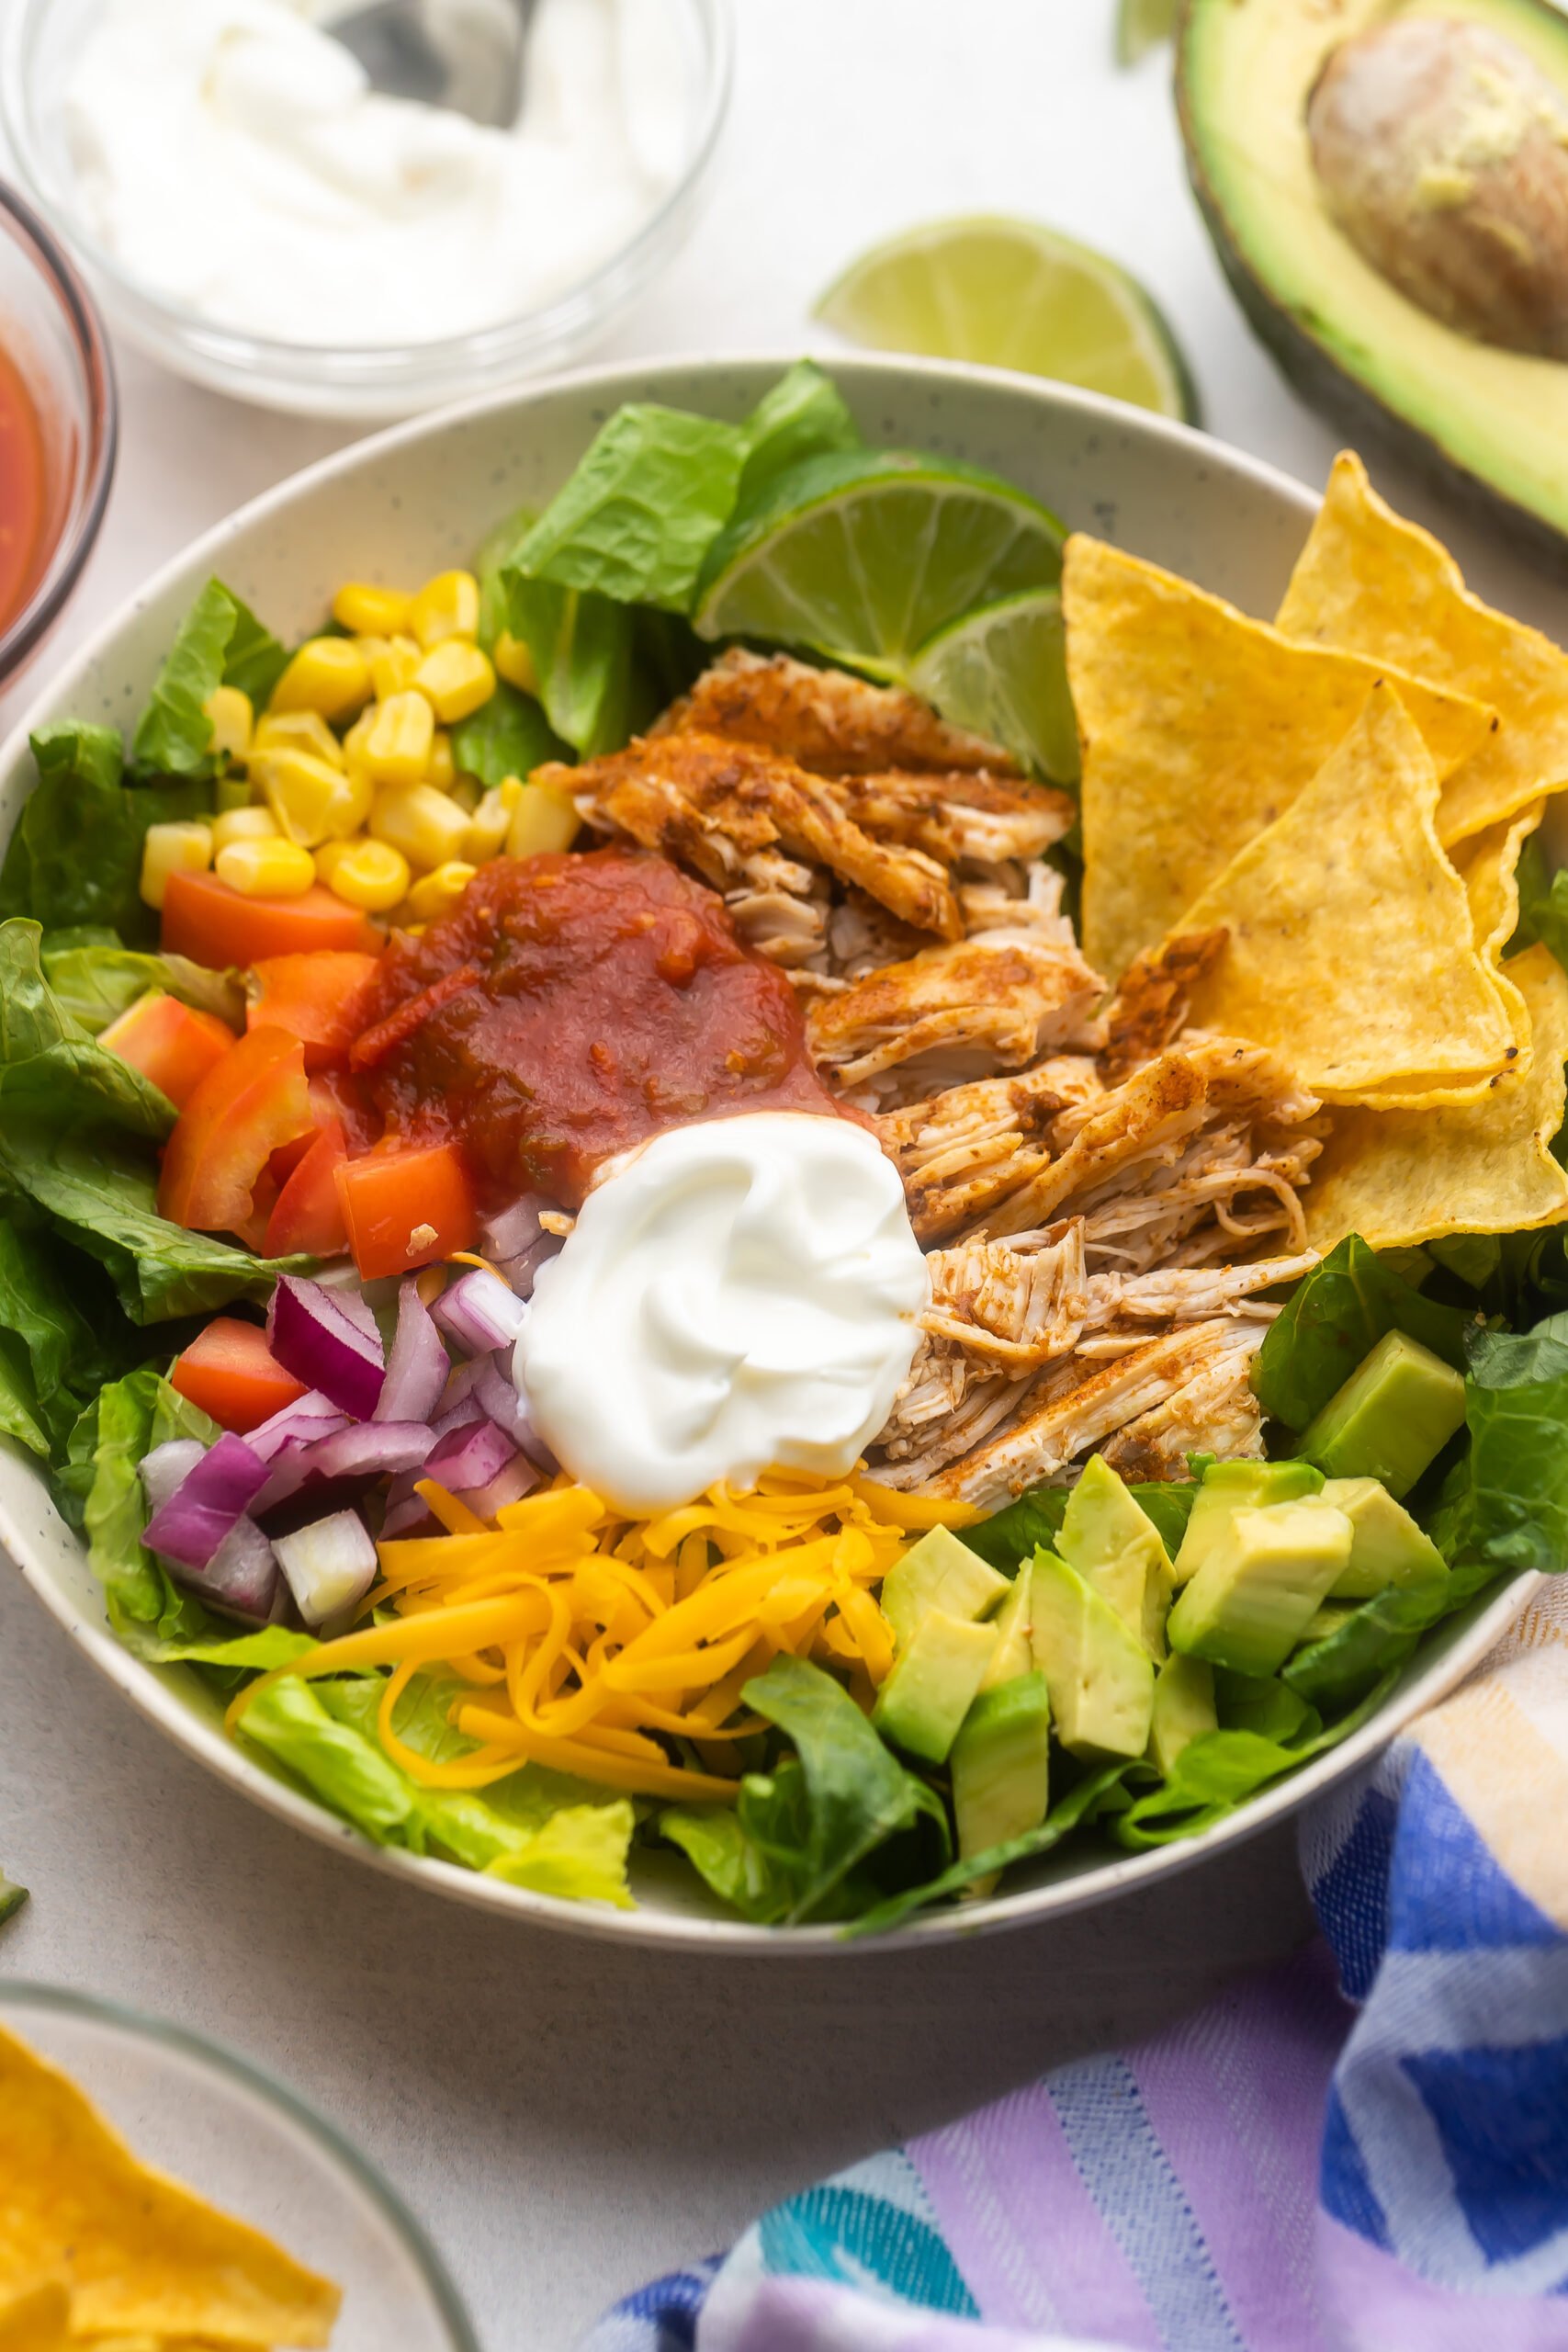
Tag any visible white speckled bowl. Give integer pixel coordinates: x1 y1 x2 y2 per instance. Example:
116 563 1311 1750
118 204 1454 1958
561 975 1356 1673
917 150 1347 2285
0 356 1535 1948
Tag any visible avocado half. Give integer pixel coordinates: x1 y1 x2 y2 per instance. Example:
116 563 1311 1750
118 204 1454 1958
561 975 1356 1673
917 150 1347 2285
1179 0 1568 568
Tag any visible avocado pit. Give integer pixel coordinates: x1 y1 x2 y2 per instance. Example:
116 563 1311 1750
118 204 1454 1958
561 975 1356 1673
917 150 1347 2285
1307 13 1568 356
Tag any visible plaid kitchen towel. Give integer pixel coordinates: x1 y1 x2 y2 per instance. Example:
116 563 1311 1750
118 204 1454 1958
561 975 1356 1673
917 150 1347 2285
584 1577 1568 2352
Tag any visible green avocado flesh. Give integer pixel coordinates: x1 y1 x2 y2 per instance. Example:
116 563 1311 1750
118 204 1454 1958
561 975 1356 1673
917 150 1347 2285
873 1608 999 1765
1030 1550 1155 1760
952 1672 1052 1867
1179 0 1568 560
1299 1329 1467 1500
1168 1498 1354 1677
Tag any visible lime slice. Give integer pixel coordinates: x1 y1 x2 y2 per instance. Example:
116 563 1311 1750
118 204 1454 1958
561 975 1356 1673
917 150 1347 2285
694 448 1064 673
814 216 1199 424
908 589 1078 786
1115 0 1176 66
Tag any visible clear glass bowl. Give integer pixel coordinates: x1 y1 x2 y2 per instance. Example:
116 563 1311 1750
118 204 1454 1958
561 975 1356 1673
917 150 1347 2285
2 0 733 420
0 1981 479 2347
0 177 116 686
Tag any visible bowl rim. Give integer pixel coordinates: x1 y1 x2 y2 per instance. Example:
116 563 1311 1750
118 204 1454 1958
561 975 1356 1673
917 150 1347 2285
0 0 735 386
0 348 1536 1951
0 175 118 680
0 1977 481 2341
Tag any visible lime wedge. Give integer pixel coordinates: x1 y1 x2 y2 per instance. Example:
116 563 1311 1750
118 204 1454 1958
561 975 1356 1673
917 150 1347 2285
908 589 1079 786
814 216 1199 424
694 448 1064 673
1116 0 1176 66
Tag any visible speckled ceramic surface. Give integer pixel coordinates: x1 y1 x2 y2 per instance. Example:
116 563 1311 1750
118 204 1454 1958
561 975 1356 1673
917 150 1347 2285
0 356 1534 1948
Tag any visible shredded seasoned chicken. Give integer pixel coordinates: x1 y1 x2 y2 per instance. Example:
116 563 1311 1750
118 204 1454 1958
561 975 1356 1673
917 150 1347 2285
1100 929 1230 1082
653 647 1022 777
876 1064 1087 1244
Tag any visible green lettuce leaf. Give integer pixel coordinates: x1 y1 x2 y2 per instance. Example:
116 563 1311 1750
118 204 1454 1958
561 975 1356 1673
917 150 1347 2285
450 677 570 788
1509 833 1568 972
132 579 286 777
1282 1557 1495 1714
1212 1668 1319 1744
732 359 860 514
0 723 211 945
0 1216 138 1461
843 1760 1129 1937
513 406 748 612
474 503 534 652
73 1367 225 1647
1427 1311 1568 1576
964 1476 1197 1574
0 921 175 1141
501 574 640 758
1251 1233 1472 1431
40 929 242 1035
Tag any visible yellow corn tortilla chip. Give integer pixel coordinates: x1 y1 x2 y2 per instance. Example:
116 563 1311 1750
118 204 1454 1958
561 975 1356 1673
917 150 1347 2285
1454 801 1545 965
0 2024 338 2346
1277 453 1568 848
1175 682 1514 1097
1067 533 1498 979
0 2286 70 2352
1305 944 1568 1252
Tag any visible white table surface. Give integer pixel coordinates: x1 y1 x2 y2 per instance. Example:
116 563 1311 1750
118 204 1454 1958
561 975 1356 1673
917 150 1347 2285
2 5 1565 2342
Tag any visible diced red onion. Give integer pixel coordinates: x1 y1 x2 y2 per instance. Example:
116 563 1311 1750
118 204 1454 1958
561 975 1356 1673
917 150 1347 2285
144 1433 270 1571
141 1439 207 1515
267 1276 385 1419
439 1357 483 1414
471 1350 531 1444
458 1453 540 1520
433 1267 527 1355
497 1230 564 1300
479 1195 553 1261
252 1419 436 1517
376 1278 450 1425
178 1513 279 1622
425 1415 517 1492
381 1493 437 1538
245 1391 349 1464
273 1510 379 1629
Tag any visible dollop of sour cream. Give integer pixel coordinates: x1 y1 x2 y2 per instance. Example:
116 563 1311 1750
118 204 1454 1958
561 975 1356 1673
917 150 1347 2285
517 1114 931 1516
62 0 683 346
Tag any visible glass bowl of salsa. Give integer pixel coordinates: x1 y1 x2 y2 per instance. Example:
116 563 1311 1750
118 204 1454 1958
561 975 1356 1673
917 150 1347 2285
0 175 116 687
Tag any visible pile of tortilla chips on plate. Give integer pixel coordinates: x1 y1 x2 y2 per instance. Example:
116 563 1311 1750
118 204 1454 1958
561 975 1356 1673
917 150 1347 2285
1070 452 1568 1254
0 2023 339 2349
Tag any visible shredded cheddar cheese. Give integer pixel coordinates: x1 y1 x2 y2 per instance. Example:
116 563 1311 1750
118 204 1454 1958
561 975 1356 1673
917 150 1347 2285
230 1467 956 1804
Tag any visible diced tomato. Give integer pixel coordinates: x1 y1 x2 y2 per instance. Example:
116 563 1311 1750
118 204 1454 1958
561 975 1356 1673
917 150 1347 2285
158 1024 313 1235
309 1065 381 1156
169 1317 307 1432
265 1118 351 1258
97 990 237 1110
247 951 384 1071
335 1140 477 1280
162 871 376 968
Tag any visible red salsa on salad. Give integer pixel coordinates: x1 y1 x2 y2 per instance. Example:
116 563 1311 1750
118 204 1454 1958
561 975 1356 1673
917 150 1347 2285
352 847 842 1205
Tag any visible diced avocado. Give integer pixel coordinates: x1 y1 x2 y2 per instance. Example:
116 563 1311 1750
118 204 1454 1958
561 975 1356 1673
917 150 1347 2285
977 1560 1035 1690
1179 0 1568 562
1030 1549 1155 1761
1300 1330 1465 1500
1168 1498 1353 1677
951 1672 1051 1888
1320 1476 1450 1600
1147 1654 1216 1777
1173 1459 1324 1586
873 1607 999 1765
1056 1454 1174 1659
880 1525 1010 1651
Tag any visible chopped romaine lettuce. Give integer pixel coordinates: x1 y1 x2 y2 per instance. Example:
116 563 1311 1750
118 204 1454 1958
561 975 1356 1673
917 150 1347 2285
132 579 287 778
71 1368 224 1648
844 1760 1129 1936
1427 1311 1568 1577
0 920 175 1142
731 359 861 514
513 406 749 612
1252 1233 1472 1432
500 575 638 759
0 724 211 945
39 928 241 1035
450 677 569 788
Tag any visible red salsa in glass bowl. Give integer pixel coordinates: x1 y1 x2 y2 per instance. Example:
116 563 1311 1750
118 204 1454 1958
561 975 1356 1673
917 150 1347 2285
0 178 116 689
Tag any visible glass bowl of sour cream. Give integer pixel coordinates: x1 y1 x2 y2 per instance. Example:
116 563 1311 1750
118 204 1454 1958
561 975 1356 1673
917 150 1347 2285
2 0 732 419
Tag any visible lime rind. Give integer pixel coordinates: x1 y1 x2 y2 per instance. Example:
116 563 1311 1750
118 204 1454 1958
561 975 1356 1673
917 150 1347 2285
908 588 1080 786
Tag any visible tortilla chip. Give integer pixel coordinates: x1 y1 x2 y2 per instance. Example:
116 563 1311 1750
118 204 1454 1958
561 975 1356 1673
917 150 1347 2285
1067 533 1498 979
1170 682 1512 1096
1277 453 1568 847
0 2286 70 2352
1454 800 1544 964
1305 944 1568 1252
0 2024 338 2346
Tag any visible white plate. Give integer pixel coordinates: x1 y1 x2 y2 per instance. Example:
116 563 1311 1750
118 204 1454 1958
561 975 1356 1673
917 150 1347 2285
0 355 1534 1949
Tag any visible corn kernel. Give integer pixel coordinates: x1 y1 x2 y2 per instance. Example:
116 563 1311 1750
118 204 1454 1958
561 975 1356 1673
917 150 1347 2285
362 690 435 788
332 581 414 637
252 748 372 849
405 861 478 922
252 708 346 770
215 837 315 898
411 569 479 651
212 803 282 854
414 639 495 724
370 782 471 872
427 729 457 794
320 836 411 913
204 684 254 763
369 635 422 700
140 820 212 910
506 779 581 859
464 776 524 864
270 636 372 723
493 630 538 695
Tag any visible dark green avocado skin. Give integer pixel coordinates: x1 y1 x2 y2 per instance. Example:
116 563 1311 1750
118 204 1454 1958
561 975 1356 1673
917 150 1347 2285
1176 0 1568 577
